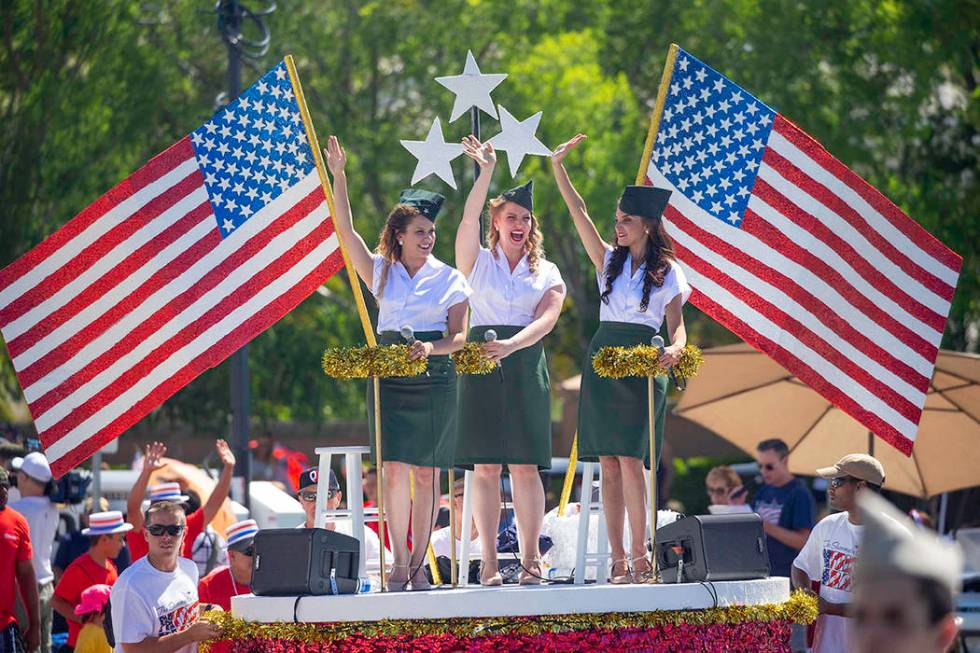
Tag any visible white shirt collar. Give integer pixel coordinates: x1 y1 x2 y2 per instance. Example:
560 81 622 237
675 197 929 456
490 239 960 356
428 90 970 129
493 244 529 275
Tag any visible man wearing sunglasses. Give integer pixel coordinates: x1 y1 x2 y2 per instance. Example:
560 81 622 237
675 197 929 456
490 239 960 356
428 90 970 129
110 501 221 653
295 468 388 570
751 439 816 578
791 454 886 653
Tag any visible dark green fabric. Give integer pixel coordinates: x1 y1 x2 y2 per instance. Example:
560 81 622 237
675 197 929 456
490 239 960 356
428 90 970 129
577 321 667 470
366 330 457 468
456 325 552 469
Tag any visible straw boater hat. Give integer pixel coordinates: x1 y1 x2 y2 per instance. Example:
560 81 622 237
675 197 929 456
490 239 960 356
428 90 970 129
225 519 259 553
82 511 134 536
146 481 190 504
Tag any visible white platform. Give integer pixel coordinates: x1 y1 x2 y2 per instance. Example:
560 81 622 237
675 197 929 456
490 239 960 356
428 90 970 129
231 577 789 623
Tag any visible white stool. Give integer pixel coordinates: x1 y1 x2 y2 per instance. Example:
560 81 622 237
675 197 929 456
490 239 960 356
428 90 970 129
313 446 377 579
574 462 610 584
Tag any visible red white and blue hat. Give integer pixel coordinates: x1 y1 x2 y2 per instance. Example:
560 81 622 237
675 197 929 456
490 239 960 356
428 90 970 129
82 511 133 536
147 482 189 504
224 519 259 552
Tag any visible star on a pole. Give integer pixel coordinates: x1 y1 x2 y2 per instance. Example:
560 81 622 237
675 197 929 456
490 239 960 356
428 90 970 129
487 106 551 177
399 117 465 189
435 50 508 122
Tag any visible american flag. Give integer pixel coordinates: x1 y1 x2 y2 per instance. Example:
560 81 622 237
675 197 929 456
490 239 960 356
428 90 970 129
822 549 855 591
641 47 961 455
0 60 344 477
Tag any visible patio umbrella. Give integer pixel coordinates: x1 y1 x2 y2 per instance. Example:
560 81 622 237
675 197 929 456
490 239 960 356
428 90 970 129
674 343 980 498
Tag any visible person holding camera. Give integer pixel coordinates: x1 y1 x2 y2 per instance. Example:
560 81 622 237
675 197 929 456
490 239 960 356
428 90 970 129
10 453 57 653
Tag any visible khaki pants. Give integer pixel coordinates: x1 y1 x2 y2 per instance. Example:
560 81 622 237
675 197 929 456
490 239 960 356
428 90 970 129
37 581 53 653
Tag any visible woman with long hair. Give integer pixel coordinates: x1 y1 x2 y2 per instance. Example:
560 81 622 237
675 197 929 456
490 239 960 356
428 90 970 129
324 136 471 591
454 136 565 586
551 133 689 583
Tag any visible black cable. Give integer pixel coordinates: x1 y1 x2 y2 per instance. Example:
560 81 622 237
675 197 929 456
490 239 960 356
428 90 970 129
292 595 303 622
699 580 719 608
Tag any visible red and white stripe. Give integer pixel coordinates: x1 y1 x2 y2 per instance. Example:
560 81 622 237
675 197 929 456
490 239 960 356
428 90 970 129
647 115 961 455
0 137 343 477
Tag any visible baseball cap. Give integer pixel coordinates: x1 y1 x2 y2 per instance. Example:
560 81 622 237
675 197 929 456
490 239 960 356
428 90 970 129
297 467 339 492
74 584 111 616
16 451 53 483
816 453 885 486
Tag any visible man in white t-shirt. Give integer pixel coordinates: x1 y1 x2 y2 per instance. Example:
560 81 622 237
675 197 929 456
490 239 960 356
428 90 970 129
110 501 220 653
10 452 58 653
791 454 886 653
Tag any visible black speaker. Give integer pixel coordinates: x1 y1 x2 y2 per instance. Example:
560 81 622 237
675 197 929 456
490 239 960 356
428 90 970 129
251 528 361 596
655 513 770 583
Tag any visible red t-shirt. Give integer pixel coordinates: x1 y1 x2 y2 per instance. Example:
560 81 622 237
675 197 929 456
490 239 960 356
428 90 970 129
0 506 33 629
126 508 205 561
53 553 118 645
197 565 250 611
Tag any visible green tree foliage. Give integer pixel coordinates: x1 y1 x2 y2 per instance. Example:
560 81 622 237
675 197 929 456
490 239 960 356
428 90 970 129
1 0 976 432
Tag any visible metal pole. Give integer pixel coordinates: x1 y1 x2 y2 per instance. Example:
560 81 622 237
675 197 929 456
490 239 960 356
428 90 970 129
91 452 102 507
223 0 252 511
471 106 484 245
938 492 949 535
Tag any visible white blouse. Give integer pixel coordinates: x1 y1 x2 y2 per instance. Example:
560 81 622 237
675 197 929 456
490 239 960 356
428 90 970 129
371 254 472 333
596 247 691 331
467 246 565 328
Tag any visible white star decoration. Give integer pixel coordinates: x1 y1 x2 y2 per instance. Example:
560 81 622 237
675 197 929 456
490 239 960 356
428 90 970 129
488 106 551 177
399 117 465 189
435 50 507 122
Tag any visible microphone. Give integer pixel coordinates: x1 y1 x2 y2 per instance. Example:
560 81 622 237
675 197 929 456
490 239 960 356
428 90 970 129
651 335 683 389
484 329 504 381
400 326 416 344
402 325 428 375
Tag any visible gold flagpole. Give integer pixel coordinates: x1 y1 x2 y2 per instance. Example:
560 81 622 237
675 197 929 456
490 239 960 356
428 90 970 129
284 55 389 590
636 44 679 185
448 468 457 586
637 44 679 580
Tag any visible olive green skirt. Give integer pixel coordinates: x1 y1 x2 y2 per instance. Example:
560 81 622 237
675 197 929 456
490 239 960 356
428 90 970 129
456 325 552 469
366 330 457 469
577 321 667 470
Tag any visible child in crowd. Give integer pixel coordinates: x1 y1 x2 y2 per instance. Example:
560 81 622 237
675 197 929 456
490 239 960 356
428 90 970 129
72 585 111 653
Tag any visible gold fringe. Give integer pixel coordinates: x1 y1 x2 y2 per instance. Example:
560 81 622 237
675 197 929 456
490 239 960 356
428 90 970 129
200 590 816 643
321 345 427 379
451 342 496 375
592 343 704 379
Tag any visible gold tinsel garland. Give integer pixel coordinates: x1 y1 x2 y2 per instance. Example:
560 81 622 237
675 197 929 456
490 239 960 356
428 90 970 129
200 591 816 644
592 343 704 379
321 345 427 379
451 342 497 375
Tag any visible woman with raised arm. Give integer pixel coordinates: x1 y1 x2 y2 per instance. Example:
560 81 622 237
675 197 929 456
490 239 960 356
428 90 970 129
454 136 566 586
550 134 690 584
324 135 471 592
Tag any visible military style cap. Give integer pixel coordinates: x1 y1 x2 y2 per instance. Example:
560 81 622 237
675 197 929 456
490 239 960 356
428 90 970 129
855 492 963 596
618 185 672 220
398 189 445 222
501 180 533 212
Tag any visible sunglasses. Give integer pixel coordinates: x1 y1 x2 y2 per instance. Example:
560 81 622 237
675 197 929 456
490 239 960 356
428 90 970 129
242 546 255 557
760 463 780 471
829 477 858 489
146 524 185 537
706 486 729 495
297 489 339 502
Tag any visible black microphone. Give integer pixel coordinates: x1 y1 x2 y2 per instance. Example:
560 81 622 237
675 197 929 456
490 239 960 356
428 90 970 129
484 328 504 381
651 335 683 389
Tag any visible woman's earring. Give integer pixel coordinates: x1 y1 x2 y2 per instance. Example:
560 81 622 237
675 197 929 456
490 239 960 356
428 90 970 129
398 240 404 246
